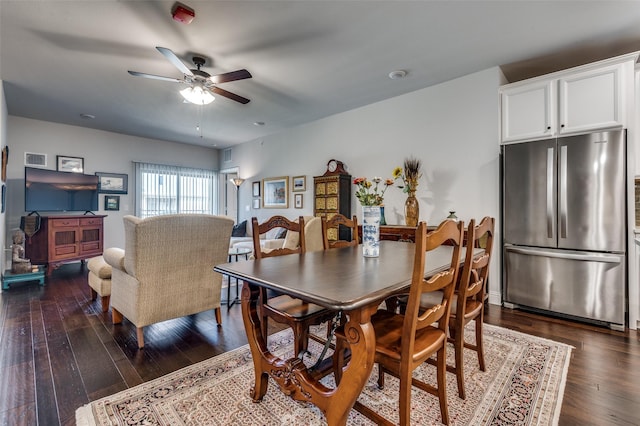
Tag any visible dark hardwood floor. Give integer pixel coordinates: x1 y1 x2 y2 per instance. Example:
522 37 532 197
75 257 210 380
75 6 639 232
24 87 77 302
1 263 639 425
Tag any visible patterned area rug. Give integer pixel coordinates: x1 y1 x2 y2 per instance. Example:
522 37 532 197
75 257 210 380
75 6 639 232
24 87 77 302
76 322 572 425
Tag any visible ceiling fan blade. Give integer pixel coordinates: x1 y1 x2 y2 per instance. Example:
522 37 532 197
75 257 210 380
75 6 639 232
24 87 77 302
209 69 252 84
211 87 250 104
128 70 183 83
156 46 194 76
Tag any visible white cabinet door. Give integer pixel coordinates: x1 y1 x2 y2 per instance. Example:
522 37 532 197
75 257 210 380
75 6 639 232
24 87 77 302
558 63 624 135
501 80 555 143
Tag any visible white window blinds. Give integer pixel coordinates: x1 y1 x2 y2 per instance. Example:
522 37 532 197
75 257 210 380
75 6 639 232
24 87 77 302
134 162 218 218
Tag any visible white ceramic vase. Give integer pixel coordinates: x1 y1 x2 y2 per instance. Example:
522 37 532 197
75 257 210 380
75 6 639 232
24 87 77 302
362 206 381 257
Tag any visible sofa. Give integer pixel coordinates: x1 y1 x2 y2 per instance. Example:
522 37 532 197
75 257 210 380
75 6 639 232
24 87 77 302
230 216 323 254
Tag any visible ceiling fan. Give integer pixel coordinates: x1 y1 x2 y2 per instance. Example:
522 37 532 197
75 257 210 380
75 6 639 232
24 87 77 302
128 46 252 105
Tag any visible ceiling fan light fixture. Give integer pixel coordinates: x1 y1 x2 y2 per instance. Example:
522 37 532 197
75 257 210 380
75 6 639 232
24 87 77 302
180 85 215 105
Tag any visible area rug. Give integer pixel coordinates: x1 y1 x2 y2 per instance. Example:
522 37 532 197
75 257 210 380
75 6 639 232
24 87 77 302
76 322 572 425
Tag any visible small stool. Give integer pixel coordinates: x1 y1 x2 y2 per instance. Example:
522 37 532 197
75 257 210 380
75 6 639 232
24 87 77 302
87 256 112 312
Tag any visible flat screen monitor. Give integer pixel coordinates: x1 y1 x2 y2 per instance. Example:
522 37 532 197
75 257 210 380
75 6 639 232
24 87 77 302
25 167 99 213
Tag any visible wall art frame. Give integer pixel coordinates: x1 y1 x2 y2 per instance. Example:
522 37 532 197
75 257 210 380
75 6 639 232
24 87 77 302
294 193 303 209
104 195 120 211
252 181 261 197
292 175 306 192
262 176 288 208
95 172 128 194
57 155 84 173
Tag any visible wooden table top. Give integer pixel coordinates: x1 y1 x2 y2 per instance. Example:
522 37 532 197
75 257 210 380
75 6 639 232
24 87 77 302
215 240 472 312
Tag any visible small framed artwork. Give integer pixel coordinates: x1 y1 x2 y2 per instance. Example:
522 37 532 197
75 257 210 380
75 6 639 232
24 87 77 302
95 172 128 194
104 195 120 211
292 175 306 192
1 146 9 182
252 198 261 209
57 155 84 173
263 176 288 208
252 181 261 197
294 193 303 209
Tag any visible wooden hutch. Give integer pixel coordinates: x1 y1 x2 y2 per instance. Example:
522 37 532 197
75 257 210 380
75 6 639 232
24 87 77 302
314 159 351 242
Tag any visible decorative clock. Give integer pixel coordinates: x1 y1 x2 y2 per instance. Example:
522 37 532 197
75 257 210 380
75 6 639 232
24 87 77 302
323 159 348 176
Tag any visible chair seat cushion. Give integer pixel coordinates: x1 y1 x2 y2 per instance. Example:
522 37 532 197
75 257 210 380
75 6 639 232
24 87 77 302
367 309 446 362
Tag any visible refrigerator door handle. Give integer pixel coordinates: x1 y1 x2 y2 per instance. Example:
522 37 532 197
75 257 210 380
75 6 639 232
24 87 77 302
506 246 622 263
559 144 568 239
546 146 554 239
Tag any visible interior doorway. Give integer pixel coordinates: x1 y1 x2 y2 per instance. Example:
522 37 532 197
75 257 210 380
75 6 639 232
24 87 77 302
220 167 240 223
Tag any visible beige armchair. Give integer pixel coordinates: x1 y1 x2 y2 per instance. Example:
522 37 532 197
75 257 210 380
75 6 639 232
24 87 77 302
104 214 234 349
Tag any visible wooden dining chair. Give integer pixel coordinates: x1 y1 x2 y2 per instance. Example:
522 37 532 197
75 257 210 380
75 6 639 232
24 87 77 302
321 214 359 249
333 219 464 425
252 216 333 358
423 216 495 400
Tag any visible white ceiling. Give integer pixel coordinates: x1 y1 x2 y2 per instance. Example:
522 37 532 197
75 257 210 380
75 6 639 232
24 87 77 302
2 1 640 149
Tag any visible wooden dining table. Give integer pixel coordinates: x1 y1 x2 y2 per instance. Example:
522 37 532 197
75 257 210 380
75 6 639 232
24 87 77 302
213 240 474 425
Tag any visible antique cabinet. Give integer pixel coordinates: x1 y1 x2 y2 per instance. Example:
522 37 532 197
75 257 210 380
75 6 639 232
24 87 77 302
25 215 106 275
314 159 351 242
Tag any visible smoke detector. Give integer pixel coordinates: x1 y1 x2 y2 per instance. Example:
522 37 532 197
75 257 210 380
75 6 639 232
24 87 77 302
172 3 195 24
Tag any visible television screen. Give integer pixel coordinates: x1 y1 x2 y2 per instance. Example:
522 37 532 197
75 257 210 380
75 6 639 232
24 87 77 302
25 167 99 213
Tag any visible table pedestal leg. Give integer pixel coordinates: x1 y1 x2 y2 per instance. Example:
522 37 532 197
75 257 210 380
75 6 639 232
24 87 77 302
240 281 377 426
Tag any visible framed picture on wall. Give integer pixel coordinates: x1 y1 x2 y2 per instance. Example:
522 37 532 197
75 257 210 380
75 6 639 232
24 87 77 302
294 193 303 209
253 198 261 209
252 181 261 197
292 175 306 192
95 172 128 194
104 195 120 211
57 155 84 173
262 176 288 208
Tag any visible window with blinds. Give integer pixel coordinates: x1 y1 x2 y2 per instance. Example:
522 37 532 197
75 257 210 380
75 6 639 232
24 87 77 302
135 162 218 218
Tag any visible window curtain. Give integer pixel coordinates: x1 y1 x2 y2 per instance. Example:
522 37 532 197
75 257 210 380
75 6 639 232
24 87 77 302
134 162 218 218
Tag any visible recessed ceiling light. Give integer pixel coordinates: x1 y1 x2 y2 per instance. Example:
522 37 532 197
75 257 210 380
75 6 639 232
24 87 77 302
80 113 95 120
253 121 265 126
388 70 407 80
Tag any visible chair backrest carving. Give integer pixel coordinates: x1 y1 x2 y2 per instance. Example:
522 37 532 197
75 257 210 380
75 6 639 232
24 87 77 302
251 216 306 259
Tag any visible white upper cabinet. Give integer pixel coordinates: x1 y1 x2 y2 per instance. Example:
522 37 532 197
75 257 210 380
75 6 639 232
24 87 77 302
500 52 637 144
501 80 555 142
558 64 622 135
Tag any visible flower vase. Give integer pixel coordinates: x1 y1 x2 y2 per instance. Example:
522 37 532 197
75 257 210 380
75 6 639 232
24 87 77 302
362 206 381 257
380 206 387 226
405 189 419 227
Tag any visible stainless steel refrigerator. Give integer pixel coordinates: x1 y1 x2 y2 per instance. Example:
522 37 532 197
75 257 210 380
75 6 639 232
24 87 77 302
502 129 627 330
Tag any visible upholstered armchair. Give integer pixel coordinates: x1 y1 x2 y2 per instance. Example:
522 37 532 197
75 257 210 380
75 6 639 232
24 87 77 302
104 214 234 349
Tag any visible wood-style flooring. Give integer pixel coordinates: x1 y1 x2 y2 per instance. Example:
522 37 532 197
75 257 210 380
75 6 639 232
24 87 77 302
1 263 639 425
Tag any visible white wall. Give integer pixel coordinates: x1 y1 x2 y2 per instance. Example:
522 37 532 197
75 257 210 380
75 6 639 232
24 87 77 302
223 67 503 303
5 116 219 250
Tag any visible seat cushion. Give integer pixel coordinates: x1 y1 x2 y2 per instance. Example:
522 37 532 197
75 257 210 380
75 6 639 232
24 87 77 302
88 270 111 296
87 256 112 279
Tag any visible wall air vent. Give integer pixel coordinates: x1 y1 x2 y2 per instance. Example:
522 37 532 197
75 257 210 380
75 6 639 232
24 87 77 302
24 152 47 167
223 148 232 163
